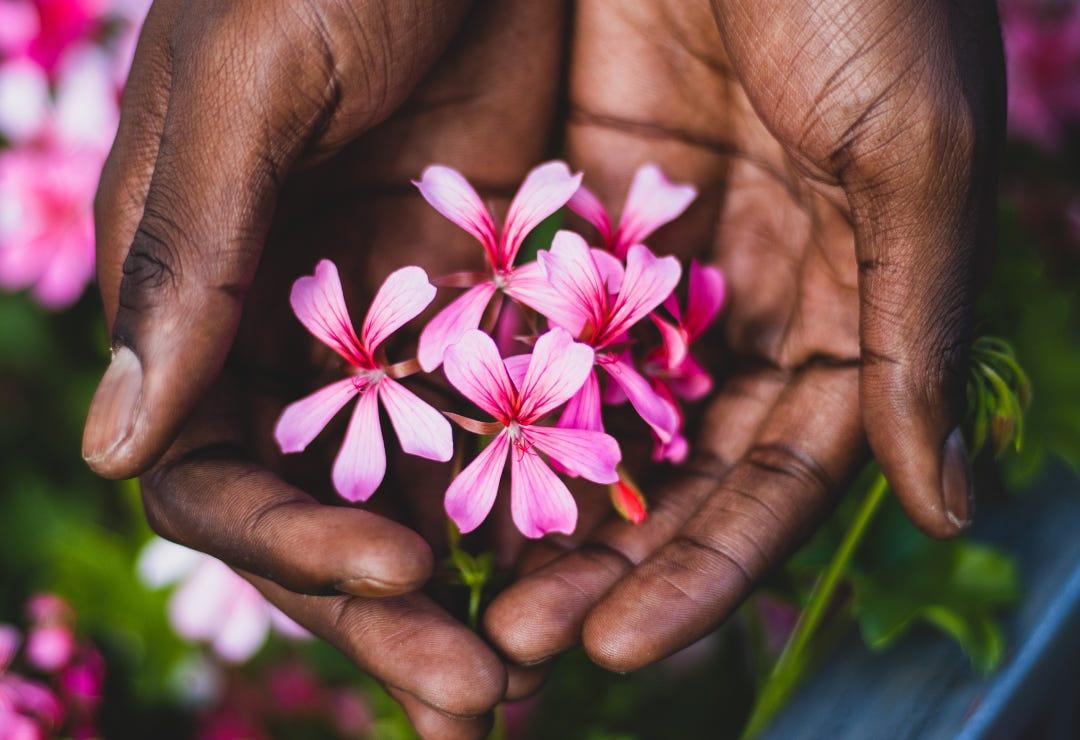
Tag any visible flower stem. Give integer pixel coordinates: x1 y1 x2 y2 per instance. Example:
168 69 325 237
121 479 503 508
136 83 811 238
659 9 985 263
741 471 890 739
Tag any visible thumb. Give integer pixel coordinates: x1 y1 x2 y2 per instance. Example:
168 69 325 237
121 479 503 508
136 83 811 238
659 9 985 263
82 0 468 478
846 23 1004 537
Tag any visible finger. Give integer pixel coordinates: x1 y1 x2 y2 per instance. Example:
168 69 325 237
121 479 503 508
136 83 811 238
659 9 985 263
385 687 493 740
93 0 173 327
582 365 863 672
245 573 506 722
484 369 787 665
715 0 1004 537
847 15 1005 538
82 0 470 478
136 382 433 597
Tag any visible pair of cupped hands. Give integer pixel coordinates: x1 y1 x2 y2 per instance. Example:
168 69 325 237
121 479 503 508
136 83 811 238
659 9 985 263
82 0 1004 736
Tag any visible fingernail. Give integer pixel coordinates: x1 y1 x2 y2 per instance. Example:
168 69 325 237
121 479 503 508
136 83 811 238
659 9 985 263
940 426 974 531
82 346 143 465
335 576 399 598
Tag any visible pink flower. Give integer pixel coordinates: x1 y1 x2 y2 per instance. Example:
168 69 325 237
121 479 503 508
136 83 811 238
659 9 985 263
646 260 725 462
138 538 311 664
0 624 64 740
1001 0 1080 150
0 0 106 74
442 328 621 538
273 260 453 502
0 47 119 309
414 161 582 371
529 230 682 443
568 163 696 259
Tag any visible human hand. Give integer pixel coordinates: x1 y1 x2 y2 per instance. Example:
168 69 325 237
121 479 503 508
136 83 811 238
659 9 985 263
82 0 567 734
485 0 1004 674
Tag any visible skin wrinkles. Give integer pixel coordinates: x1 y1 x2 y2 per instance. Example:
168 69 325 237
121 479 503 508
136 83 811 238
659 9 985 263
84 0 1002 731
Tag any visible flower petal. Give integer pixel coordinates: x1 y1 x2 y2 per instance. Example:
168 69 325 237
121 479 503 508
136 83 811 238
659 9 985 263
169 559 233 643
591 248 625 295
290 260 368 366
214 587 271 664
504 260 588 337
651 314 689 370
503 353 531 391
137 537 203 589
413 165 498 261
526 425 620 484
602 355 679 443
417 282 497 372
518 328 595 422
445 432 509 534
684 261 725 340
361 265 437 353
567 183 614 245
667 353 714 401
442 329 517 420
274 377 360 454
510 448 578 538
500 161 582 267
378 377 453 462
557 369 604 432
332 387 385 502
615 163 697 255
536 230 608 331
602 244 681 344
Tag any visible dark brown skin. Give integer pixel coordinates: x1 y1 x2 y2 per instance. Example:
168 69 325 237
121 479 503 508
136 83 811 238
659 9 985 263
83 0 1003 736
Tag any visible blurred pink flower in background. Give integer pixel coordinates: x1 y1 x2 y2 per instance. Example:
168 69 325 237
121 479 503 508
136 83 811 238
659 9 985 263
138 538 311 665
0 0 150 310
1001 0 1080 150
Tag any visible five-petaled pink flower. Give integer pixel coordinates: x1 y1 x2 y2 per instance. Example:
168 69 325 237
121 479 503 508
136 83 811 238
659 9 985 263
274 260 453 502
568 163 697 260
646 260 726 461
442 328 622 538
529 230 682 444
414 161 583 371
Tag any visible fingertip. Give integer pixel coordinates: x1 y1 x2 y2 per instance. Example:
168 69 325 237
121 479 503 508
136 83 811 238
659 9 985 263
386 686 494 740
82 345 143 478
334 522 434 596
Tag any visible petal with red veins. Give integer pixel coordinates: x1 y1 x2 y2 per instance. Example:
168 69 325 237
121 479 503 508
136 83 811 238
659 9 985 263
504 260 587 337
602 355 679 443
500 161 582 267
651 313 689 370
361 266 437 353
332 388 385 502
615 163 697 255
274 377 361 454
518 328 595 422
536 231 607 330
603 244 681 342
445 431 510 534
526 425 620 484
443 329 517 420
378 377 453 462
567 182 614 245
557 369 603 432
510 447 578 538
417 281 497 372
413 165 498 260
289 260 368 366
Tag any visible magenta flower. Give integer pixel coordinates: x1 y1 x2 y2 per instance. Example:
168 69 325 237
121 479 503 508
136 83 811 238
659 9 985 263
138 538 310 665
568 163 697 260
442 328 621 538
528 230 683 443
274 260 453 502
0 624 64 740
414 161 583 371
1001 0 1080 150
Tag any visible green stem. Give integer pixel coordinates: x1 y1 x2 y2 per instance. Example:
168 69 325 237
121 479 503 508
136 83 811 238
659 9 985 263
741 472 890 739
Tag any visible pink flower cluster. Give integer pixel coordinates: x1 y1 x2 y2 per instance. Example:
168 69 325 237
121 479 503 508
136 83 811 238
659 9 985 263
0 593 105 740
0 0 149 309
1001 0 1080 150
275 162 724 539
